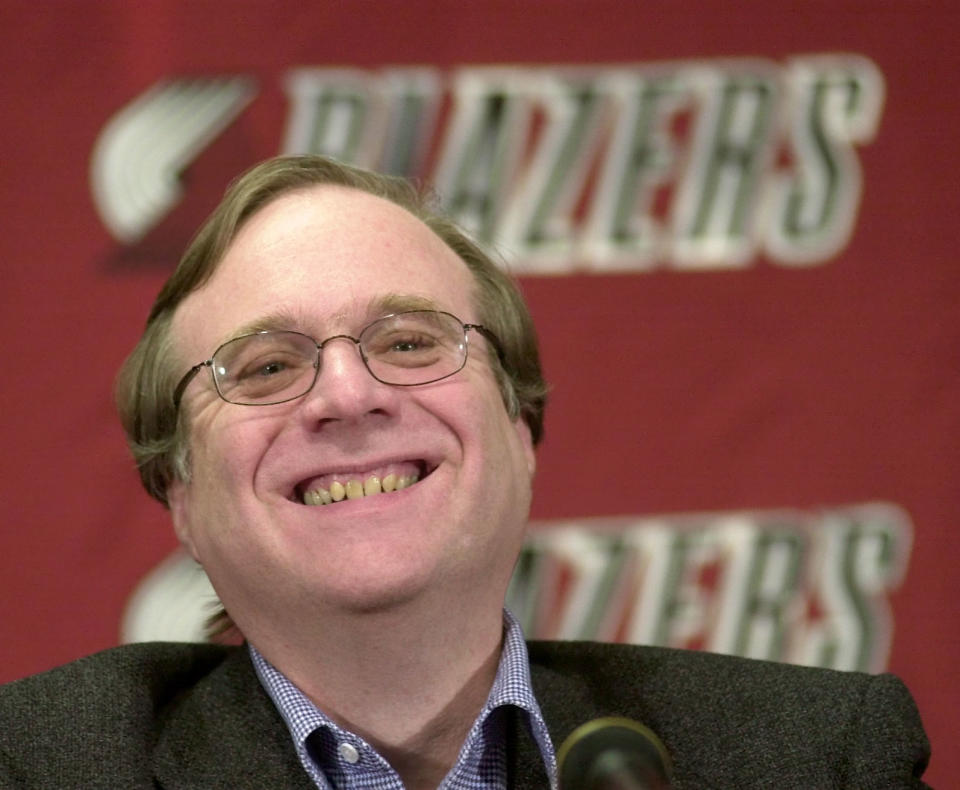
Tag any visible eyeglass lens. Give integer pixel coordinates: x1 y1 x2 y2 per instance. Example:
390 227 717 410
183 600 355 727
212 311 470 405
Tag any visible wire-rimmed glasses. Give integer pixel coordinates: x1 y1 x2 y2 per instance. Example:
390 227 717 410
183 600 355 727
172 310 505 409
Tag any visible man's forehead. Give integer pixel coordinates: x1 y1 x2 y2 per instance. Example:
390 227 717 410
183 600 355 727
231 184 438 257
168 185 479 361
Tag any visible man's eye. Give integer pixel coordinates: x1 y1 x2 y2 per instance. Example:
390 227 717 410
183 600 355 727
236 355 300 380
389 334 435 352
369 331 445 368
369 332 438 355
257 361 286 376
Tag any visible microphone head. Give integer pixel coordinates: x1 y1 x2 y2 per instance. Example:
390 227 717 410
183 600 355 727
557 717 673 790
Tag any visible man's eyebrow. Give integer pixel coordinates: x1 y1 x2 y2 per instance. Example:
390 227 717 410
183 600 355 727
216 295 442 347
221 309 304 343
369 293 441 316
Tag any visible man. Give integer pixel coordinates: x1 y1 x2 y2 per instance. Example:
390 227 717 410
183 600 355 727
0 156 930 788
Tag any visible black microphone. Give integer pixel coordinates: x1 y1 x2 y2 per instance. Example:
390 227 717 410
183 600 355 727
557 717 674 790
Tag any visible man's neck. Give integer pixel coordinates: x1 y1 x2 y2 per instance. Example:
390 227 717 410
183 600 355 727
246 598 506 788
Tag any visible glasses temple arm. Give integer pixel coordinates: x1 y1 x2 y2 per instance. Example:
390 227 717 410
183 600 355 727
465 324 507 368
173 361 211 410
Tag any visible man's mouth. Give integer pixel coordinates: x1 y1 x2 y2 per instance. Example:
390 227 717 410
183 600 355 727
295 461 430 506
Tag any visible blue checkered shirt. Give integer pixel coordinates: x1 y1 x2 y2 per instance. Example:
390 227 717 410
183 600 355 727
250 610 557 789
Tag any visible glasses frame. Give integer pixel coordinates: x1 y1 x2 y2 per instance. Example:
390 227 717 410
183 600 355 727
172 310 506 410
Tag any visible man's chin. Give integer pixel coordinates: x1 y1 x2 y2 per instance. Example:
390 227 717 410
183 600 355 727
301 564 443 618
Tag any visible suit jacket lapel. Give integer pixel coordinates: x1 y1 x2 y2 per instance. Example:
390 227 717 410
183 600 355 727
152 648 314 790
506 645 606 790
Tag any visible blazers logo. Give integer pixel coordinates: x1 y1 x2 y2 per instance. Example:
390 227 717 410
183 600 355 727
91 55 884 274
510 502 911 673
91 77 257 244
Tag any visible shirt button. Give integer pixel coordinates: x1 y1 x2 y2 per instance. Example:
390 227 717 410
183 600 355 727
338 742 360 764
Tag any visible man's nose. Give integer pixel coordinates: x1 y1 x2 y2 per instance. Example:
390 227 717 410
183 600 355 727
298 336 394 422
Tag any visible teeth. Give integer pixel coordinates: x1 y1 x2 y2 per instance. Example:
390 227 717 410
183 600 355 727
302 473 419 506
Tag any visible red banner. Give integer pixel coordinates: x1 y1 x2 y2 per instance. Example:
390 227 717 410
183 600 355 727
1 2 956 785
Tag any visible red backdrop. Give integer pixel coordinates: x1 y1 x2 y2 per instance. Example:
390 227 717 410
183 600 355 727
1 2 956 785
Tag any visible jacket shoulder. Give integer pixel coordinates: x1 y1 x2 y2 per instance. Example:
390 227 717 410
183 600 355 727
1 642 237 714
0 642 239 788
527 640 930 789
528 639 903 708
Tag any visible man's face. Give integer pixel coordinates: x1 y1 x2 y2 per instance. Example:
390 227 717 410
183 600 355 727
167 186 535 631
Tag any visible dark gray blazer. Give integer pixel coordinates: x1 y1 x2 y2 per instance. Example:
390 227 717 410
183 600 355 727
0 640 930 788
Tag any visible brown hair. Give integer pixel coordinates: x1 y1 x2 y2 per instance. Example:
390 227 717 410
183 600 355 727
116 155 547 507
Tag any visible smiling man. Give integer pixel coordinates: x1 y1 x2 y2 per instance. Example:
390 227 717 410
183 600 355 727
157 178 540 788
0 156 931 789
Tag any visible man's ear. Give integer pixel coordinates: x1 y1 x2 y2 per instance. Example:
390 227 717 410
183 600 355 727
167 478 200 563
513 417 536 479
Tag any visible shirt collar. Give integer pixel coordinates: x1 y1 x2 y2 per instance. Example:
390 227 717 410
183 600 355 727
249 610 557 788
